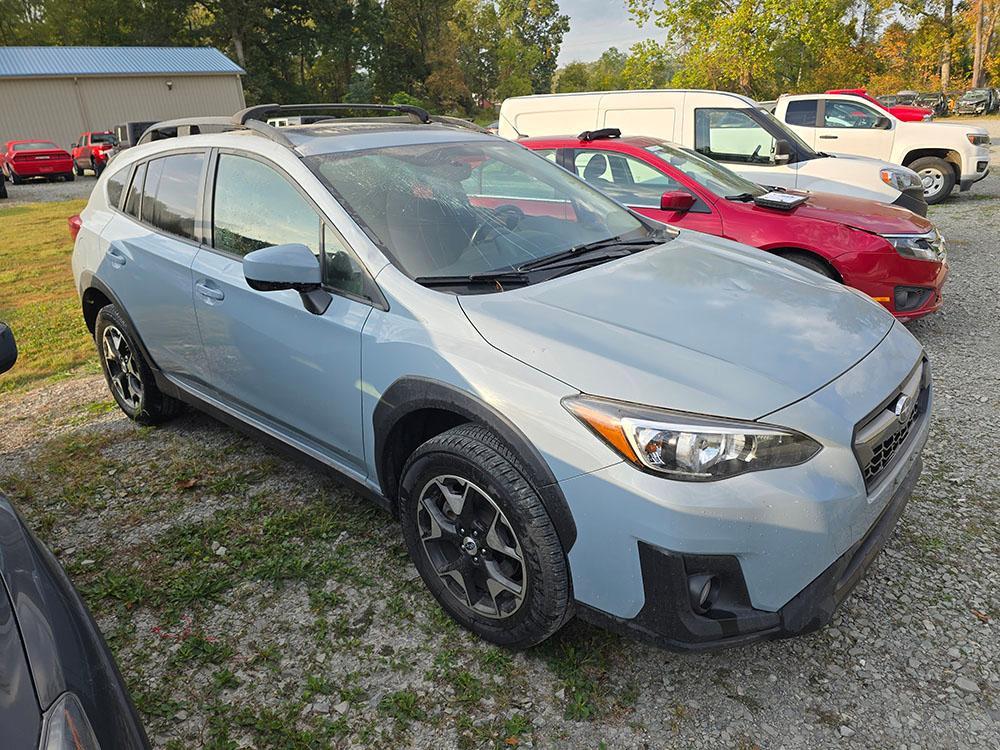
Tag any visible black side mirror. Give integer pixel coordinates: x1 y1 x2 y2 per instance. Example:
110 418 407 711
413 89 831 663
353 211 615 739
0 323 17 375
773 139 793 163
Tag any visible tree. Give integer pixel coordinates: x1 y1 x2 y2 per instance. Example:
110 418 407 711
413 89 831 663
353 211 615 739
498 0 569 92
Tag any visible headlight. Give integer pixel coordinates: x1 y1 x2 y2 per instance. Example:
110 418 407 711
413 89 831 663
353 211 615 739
882 230 945 261
922 114 933 122
562 395 821 481
880 167 921 192
967 133 990 146
39 693 101 749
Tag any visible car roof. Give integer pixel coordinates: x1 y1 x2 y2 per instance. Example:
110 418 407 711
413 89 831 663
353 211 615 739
518 134 664 149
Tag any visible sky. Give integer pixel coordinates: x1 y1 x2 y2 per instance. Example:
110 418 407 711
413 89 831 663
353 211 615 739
557 0 658 65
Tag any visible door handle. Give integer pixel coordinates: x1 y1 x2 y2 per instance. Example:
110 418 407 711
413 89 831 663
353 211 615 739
107 247 126 267
819 135 839 139
195 281 225 302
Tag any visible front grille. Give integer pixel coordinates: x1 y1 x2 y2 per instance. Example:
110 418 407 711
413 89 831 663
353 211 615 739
854 359 930 490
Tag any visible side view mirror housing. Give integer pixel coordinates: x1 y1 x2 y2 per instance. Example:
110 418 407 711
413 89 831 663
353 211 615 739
243 243 331 315
773 139 792 163
0 322 17 375
875 116 892 130
660 190 697 212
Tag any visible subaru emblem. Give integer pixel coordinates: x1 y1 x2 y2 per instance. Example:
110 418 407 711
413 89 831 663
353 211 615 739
894 395 912 425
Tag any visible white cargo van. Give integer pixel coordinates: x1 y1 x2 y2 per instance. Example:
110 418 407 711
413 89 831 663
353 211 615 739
499 90 928 215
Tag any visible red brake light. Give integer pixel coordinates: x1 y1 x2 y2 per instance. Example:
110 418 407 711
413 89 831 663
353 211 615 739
68 215 82 241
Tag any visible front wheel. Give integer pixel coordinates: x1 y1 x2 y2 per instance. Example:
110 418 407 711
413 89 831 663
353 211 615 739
780 251 837 280
95 305 183 425
909 156 955 205
73 160 84 176
399 424 572 648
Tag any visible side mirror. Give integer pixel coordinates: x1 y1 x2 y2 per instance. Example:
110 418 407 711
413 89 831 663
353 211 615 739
875 116 892 130
660 190 697 212
773 139 792 163
243 243 331 315
0 322 17 375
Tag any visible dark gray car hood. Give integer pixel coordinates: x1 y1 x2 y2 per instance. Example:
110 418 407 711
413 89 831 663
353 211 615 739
460 232 894 419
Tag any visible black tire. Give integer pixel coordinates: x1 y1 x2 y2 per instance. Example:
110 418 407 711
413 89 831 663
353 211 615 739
908 156 955 205
73 160 84 177
9 170 22 185
64 172 75 182
94 304 183 425
0 174 6 200
399 423 572 648
780 251 837 280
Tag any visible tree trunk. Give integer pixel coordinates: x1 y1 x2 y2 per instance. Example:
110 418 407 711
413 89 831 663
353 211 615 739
941 0 953 91
232 32 246 68
972 0 985 87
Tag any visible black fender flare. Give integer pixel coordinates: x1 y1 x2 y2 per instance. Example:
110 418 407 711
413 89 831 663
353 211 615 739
373 376 577 552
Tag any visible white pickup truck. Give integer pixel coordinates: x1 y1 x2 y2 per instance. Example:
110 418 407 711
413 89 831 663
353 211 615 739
499 90 929 215
772 93 991 204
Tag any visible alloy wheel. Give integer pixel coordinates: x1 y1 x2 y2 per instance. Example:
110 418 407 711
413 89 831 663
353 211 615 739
102 325 144 411
918 167 945 197
416 475 526 619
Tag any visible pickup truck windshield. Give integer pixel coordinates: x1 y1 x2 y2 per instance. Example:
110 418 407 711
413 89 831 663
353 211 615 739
307 139 650 281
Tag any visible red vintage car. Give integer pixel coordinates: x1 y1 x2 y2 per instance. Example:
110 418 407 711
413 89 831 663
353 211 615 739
520 131 947 320
826 88 932 122
2 140 74 183
71 131 117 176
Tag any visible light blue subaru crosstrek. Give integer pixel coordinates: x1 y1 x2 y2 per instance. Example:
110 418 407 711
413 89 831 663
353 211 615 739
72 104 931 650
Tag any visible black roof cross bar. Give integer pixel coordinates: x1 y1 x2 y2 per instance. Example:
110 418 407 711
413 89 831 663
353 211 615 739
137 117 237 146
236 102 433 126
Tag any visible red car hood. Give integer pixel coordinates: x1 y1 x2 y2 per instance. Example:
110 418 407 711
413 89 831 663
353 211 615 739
777 190 934 234
888 105 932 121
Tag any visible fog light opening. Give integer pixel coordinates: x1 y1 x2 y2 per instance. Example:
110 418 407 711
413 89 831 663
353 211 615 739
688 573 720 614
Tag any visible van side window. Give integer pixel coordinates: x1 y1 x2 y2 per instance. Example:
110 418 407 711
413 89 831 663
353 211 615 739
106 167 128 209
140 153 205 240
694 108 775 165
212 153 320 257
123 162 146 218
785 100 818 127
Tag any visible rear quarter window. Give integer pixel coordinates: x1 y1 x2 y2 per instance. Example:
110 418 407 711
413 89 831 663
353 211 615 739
106 167 128 209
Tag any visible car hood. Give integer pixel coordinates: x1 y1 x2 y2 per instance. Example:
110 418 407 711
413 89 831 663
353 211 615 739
460 232 894 419
774 190 934 234
912 121 988 137
889 105 931 120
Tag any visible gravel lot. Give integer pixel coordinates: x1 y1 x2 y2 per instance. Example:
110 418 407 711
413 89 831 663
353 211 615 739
1 173 98 205
0 134 998 749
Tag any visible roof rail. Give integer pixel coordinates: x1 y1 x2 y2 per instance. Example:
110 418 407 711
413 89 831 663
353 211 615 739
236 102 433 126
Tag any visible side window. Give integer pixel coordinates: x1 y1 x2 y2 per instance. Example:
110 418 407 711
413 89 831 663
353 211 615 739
785 100 818 127
213 153 320 257
694 108 774 164
462 160 558 200
106 167 128 209
823 100 882 129
323 223 370 299
124 162 146 218
141 153 205 240
573 149 680 207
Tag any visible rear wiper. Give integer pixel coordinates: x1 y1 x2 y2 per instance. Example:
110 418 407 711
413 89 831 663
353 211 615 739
414 270 529 288
518 236 661 272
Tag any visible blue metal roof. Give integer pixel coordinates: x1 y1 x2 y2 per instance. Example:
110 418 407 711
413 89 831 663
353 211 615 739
0 47 245 78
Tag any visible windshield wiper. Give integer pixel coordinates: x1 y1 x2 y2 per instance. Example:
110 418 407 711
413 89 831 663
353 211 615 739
414 270 530 288
518 236 661 272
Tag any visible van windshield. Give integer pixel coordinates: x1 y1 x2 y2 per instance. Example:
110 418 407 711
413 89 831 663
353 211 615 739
306 139 652 282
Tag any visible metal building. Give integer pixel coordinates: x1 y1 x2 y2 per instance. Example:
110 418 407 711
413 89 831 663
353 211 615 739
0 47 245 149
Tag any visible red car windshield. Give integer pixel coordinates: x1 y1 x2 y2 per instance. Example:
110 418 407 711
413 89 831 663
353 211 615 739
644 142 765 199
12 142 60 151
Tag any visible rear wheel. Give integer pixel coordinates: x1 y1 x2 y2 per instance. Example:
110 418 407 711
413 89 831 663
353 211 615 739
780 251 838 280
399 423 571 648
9 170 22 185
95 305 183 425
909 156 955 205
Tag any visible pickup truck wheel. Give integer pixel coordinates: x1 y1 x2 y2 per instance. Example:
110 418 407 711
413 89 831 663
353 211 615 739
95 305 183 425
73 160 84 176
910 157 955 204
399 423 572 648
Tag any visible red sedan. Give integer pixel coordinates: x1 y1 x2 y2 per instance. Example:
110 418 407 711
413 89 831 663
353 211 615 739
520 131 947 320
2 140 75 183
826 88 932 122
71 131 117 176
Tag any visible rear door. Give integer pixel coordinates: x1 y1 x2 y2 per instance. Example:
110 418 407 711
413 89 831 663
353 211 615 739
96 151 208 379
812 99 894 160
190 150 373 473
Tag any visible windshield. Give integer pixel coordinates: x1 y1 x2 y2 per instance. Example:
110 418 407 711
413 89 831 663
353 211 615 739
754 109 817 155
645 142 764 198
963 90 989 100
12 141 59 151
306 139 649 281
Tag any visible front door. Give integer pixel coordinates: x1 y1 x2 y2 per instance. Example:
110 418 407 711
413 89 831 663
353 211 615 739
566 148 723 234
811 99 895 161
191 151 372 473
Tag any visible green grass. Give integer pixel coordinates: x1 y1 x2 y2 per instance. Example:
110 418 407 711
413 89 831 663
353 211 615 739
0 199 95 393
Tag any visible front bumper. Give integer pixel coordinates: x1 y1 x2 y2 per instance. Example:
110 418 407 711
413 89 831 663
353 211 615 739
892 188 928 216
560 321 928 649
836 250 948 321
